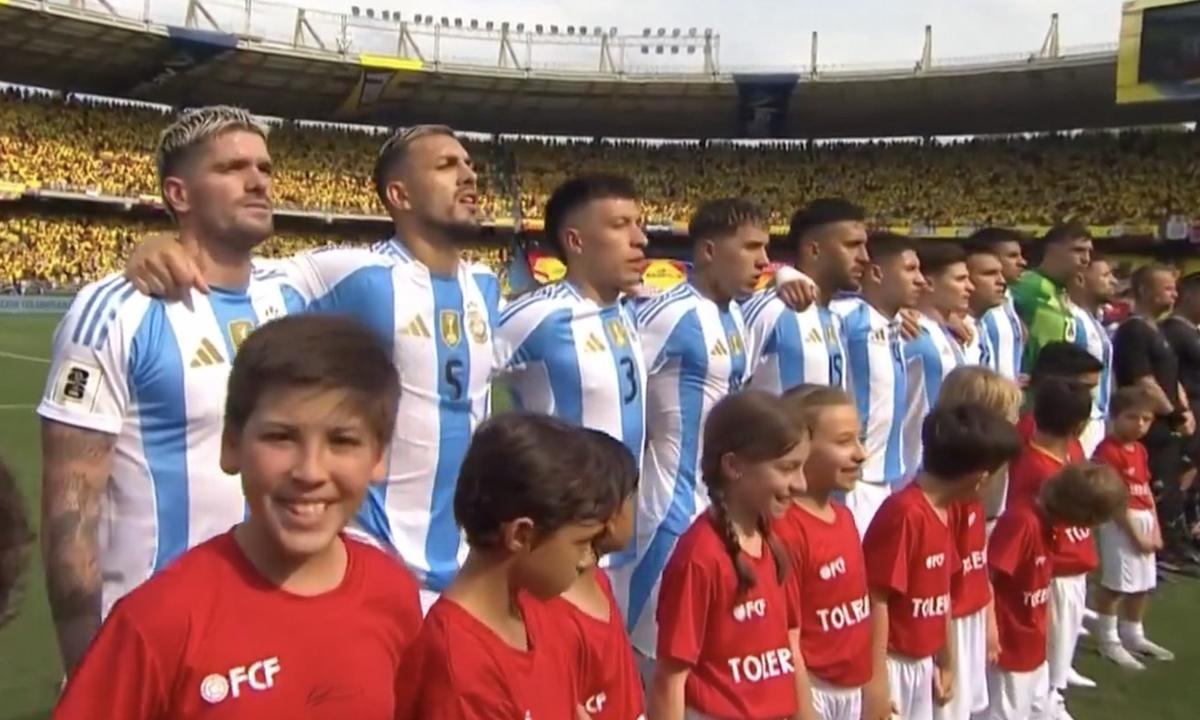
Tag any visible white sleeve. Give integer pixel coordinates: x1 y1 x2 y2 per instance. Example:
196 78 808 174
258 248 391 302
36 289 134 436
740 291 785 373
638 301 683 376
494 297 552 375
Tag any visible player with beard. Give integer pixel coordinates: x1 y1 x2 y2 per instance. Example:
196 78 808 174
123 125 500 611
968 228 1028 382
743 198 869 393
39 107 311 674
1069 256 1116 456
901 242 975 479
832 233 925 534
963 242 1011 369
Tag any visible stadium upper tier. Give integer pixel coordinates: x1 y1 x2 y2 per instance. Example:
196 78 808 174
1 0 1198 139
3 92 1198 234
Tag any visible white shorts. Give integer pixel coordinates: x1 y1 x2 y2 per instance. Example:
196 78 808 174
1099 511 1158 594
983 662 1049 720
887 654 934 720
846 481 892 537
810 677 862 720
934 608 988 720
1046 574 1086 691
1080 417 1105 458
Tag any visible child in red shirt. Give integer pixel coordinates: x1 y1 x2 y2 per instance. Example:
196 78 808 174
1093 387 1174 668
778 386 872 720
986 462 1126 720
863 403 1021 720
395 414 626 720
544 432 646 720
1004 378 1095 711
52 315 423 720
648 390 809 720
931 366 1023 720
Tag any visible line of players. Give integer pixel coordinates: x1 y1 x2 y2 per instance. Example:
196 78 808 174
36 105 1160 719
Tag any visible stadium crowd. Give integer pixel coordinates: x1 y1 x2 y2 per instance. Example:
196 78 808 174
3 90 1200 230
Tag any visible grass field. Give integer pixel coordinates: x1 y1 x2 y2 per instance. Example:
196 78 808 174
0 313 1197 718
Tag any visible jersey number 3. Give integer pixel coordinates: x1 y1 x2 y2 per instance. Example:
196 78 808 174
619 356 639 405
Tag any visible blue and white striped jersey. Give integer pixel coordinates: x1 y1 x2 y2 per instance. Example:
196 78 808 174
741 290 847 392
298 239 501 593
1071 303 1113 422
494 281 647 466
979 292 1025 381
622 282 751 655
37 267 308 617
901 314 966 477
962 314 995 369
834 297 907 486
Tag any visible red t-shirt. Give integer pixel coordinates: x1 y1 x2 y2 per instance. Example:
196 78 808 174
52 533 422 720
862 483 956 660
1093 437 1155 512
947 499 991 618
776 502 872 689
657 514 799 719
988 503 1053 672
1007 440 1097 576
395 592 582 719
544 571 645 720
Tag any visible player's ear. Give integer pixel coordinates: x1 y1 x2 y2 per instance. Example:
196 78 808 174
867 262 884 285
385 180 410 212
162 177 190 217
719 451 743 486
219 426 242 475
561 227 585 259
503 517 537 553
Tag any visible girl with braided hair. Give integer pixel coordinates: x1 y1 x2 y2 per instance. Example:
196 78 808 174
647 389 809 720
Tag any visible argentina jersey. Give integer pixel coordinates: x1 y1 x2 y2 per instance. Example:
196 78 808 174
618 282 750 657
961 314 994 368
1071 302 1113 455
298 239 500 598
901 314 966 479
833 298 906 486
37 267 308 618
741 290 846 392
980 292 1025 380
494 281 647 466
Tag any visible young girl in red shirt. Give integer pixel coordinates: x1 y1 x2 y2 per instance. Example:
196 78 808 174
648 390 809 720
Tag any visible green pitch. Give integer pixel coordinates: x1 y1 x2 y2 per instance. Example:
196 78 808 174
0 314 1195 719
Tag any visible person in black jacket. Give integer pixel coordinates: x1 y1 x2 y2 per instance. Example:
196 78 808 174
1161 272 1200 544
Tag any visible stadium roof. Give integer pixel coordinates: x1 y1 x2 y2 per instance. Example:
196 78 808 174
2 0 1198 139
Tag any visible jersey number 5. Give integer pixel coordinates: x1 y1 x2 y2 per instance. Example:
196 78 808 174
444 358 465 401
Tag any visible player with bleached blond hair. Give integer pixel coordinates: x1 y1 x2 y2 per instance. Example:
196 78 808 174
38 105 311 674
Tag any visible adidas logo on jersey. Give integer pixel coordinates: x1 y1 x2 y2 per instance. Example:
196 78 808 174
400 316 432 338
190 338 225 368
805 327 822 344
584 333 606 353
711 339 729 357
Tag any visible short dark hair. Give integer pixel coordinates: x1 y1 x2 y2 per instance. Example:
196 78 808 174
965 227 1027 253
454 413 624 548
866 231 916 264
1029 342 1104 386
688 197 768 244
917 240 967 277
787 198 865 248
1130 262 1174 299
1032 378 1093 437
1041 461 1127 527
1108 386 1157 419
584 427 639 500
372 124 458 208
0 455 31 630
921 402 1022 479
543 174 639 258
1042 222 1092 248
225 315 400 446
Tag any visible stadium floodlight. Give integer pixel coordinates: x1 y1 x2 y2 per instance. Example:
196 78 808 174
469 19 478 29
704 27 712 37
642 28 651 37
671 45 679 54
688 27 697 36
609 27 617 37
381 10 389 20
454 18 462 28
366 8 374 19
672 28 680 37
656 45 664 54
550 24 559 34
535 23 543 33
516 23 525 33
641 46 649 54
688 45 696 54
351 5 360 16
413 13 421 23
440 17 448 26
593 27 602 36
567 25 575 35
657 27 665 36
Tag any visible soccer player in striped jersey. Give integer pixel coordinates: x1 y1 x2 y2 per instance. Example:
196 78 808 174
833 232 924 534
621 198 772 665
38 107 310 674
122 125 501 612
963 242 1010 370
494 174 649 467
969 228 1028 382
743 198 869 392
1069 256 1116 456
901 242 975 479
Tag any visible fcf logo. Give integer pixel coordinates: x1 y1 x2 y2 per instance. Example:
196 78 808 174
200 657 282 704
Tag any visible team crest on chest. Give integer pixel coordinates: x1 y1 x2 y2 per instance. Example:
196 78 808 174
606 318 628 348
227 320 254 353
467 310 488 345
439 310 462 347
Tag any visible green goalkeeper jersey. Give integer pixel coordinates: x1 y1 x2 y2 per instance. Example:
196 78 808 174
1010 268 1075 375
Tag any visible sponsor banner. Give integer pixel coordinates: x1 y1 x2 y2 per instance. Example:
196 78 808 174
0 295 74 314
522 252 690 292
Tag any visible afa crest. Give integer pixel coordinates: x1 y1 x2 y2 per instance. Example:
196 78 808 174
467 310 488 344
228 320 254 353
606 319 628 348
439 310 462 347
